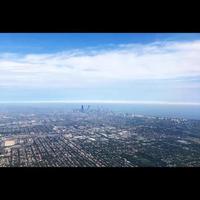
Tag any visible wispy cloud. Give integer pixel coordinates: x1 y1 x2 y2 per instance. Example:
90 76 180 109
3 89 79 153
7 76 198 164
1 100 200 105
0 40 200 88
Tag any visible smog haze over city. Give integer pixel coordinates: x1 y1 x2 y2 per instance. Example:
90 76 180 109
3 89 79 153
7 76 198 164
0 33 200 167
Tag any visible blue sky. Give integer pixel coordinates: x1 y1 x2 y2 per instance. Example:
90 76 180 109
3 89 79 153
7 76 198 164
0 33 200 104
1 33 200 54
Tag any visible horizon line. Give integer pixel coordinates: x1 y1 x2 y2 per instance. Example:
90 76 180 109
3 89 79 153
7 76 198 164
0 100 200 106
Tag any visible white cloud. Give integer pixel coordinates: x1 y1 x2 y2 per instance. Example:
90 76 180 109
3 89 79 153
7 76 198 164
0 40 200 88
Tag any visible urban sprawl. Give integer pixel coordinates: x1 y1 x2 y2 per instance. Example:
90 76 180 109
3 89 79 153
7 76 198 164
0 105 200 167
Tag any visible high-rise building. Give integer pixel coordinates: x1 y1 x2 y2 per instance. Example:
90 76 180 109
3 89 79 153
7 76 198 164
81 105 84 112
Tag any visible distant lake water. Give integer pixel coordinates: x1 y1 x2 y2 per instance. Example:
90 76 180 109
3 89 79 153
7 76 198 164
99 104 200 120
0 103 200 120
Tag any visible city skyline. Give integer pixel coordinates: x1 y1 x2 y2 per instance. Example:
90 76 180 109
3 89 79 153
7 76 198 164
0 33 200 103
